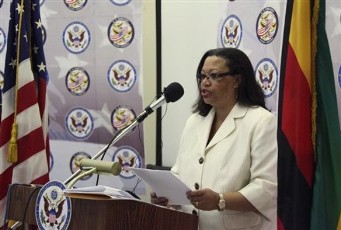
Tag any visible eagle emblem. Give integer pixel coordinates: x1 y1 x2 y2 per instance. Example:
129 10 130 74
112 68 131 87
41 192 65 228
118 154 136 173
113 146 142 179
67 28 85 48
224 24 239 46
70 114 88 133
255 59 278 98
221 15 242 48
258 68 274 90
66 108 94 139
63 22 90 54
107 60 136 93
35 181 72 230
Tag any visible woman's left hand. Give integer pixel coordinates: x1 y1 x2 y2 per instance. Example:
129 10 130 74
186 188 219 211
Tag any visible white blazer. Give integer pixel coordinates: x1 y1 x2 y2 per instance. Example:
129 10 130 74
172 103 278 230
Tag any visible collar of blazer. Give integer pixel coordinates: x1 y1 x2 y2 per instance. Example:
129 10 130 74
205 103 248 149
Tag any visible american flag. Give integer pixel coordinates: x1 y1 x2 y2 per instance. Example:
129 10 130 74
0 0 50 227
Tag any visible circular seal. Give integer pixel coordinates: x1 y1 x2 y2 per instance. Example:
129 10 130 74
63 21 91 54
112 145 142 179
256 7 278 44
64 0 88 11
107 60 137 93
111 105 136 132
110 0 132 6
107 17 134 48
50 153 54 171
0 27 6 53
65 107 94 139
35 181 72 230
70 152 92 180
65 67 90 96
220 14 242 48
255 58 279 98
0 70 4 92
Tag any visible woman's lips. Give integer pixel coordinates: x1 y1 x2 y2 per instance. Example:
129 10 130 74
201 89 211 98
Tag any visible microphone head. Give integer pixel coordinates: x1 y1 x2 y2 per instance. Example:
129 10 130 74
112 162 122 176
76 158 122 176
164 82 184 103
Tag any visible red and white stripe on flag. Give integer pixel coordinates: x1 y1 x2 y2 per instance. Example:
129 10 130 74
0 0 50 227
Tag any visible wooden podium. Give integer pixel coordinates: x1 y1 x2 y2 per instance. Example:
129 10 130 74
6 184 198 230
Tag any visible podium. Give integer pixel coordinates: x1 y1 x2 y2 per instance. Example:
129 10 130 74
6 184 198 230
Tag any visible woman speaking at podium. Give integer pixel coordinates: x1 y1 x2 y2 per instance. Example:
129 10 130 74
151 48 277 230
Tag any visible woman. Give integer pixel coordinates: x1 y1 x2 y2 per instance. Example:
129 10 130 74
152 48 277 229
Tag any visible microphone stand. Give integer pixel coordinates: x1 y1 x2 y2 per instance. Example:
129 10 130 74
64 90 167 187
64 112 146 186
66 167 96 189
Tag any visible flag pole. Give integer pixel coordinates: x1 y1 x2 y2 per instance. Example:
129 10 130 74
7 0 26 163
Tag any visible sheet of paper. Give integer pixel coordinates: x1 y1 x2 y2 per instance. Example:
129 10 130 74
131 168 191 205
63 185 137 200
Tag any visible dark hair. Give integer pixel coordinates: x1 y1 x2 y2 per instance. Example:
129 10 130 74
192 48 266 116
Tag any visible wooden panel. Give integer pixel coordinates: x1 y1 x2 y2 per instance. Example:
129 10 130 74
7 184 198 230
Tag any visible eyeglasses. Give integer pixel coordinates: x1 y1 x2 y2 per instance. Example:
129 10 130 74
196 72 235 83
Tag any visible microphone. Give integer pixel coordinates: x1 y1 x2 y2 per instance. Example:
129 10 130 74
75 158 122 175
63 83 183 186
136 82 184 123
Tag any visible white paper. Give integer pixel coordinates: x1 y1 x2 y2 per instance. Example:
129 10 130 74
63 185 137 200
131 168 191 205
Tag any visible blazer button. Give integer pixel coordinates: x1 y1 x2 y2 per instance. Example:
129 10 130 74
192 210 198 215
194 183 199 190
198 157 204 164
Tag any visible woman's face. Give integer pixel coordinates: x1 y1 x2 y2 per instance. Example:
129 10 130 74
199 56 239 110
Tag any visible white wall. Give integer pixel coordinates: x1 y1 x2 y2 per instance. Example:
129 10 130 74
142 0 157 166
161 1 220 166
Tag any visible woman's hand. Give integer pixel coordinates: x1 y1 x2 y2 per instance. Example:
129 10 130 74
186 188 219 211
150 192 169 206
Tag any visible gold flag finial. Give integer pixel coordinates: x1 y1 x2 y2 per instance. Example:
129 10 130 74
7 123 18 163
